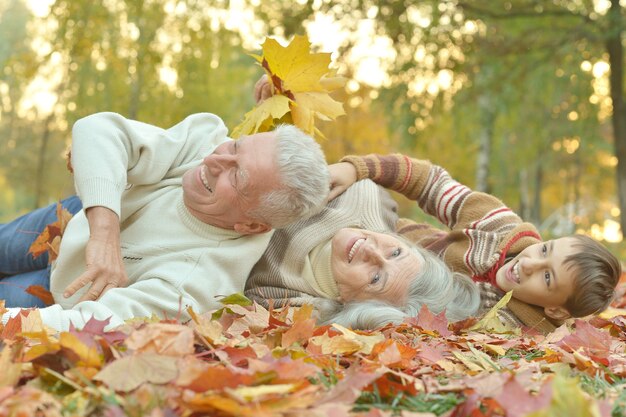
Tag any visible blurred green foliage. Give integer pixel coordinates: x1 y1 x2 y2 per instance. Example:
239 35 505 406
1 0 624 256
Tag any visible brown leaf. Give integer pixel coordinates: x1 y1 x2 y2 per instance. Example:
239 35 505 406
281 317 316 348
28 203 73 262
24 285 54 306
320 366 383 404
94 353 179 392
125 323 194 356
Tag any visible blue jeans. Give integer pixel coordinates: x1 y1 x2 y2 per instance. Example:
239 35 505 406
0 196 82 307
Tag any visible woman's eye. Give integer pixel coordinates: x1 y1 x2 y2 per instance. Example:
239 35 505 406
544 271 551 287
371 273 381 285
391 248 401 257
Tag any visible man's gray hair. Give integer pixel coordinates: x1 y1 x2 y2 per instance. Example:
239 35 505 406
247 124 329 228
312 242 480 330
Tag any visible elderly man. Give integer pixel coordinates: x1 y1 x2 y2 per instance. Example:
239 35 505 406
0 112 329 330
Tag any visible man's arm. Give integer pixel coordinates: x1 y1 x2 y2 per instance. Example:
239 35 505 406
63 206 127 301
64 112 229 301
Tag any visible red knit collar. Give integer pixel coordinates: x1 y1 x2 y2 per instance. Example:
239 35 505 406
473 230 541 290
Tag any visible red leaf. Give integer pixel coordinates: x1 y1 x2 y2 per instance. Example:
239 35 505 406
24 285 54 306
69 316 127 348
1 313 22 340
556 319 613 358
413 304 451 336
494 376 552 417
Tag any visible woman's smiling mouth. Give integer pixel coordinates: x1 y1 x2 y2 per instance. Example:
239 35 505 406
347 238 365 262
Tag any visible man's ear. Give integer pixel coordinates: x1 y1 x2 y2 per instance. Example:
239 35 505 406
544 305 571 321
234 221 272 235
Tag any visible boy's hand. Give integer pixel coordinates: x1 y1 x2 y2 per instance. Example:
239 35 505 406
328 162 358 202
63 206 128 302
254 74 273 104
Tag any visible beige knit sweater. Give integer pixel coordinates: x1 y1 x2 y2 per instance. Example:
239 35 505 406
245 180 398 307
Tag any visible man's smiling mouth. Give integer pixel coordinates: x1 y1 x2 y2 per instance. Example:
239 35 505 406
200 166 213 193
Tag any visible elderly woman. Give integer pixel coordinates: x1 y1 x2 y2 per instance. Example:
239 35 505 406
244 176 480 330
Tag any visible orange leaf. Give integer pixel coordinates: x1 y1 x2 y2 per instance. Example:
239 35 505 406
25 285 54 306
28 203 73 263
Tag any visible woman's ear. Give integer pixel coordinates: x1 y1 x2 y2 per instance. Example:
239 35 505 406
544 305 571 321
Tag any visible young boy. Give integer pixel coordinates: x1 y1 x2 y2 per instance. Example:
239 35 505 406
329 154 621 333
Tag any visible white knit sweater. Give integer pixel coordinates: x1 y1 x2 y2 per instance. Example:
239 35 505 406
3 112 272 331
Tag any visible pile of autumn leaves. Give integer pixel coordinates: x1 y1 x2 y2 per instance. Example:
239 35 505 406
1 296 625 417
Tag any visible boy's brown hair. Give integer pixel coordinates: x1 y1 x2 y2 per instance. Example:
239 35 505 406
563 234 622 317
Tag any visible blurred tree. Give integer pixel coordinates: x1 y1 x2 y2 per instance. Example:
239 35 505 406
450 0 624 233
0 0 263 220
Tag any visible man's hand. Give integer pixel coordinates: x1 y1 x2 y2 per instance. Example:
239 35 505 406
254 74 273 104
63 206 128 302
328 162 358 201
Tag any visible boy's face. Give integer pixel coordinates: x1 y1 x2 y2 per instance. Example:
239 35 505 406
495 237 578 320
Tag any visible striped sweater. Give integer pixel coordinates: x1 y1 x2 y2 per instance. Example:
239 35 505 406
341 154 560 334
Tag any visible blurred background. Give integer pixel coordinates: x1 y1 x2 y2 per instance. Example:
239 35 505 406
1 0 625 257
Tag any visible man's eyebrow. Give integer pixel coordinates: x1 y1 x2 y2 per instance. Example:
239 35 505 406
238 167 249 192
234 139 250 194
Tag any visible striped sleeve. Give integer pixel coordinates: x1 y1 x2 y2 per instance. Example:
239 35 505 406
341 153 523 233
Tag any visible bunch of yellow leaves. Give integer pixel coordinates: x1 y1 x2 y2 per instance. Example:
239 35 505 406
231 35 345 139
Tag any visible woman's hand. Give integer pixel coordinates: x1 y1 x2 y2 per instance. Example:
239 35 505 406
254 74 273 104
63 206 128 302
328 162 358 201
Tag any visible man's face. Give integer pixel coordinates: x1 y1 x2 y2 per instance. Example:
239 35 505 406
330 228 423 305
495 237 578 319
182 132 280 233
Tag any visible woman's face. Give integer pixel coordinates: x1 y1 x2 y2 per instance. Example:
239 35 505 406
330 228 423 305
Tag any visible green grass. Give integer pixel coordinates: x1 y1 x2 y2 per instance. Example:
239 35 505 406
353 384 462 415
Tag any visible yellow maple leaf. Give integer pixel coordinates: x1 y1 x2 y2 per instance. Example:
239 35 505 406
232 34 345 139
231 95 291 139
59 332 103 368
526 373 603 417
470 291 521 335
0 346 22 387
259 36 330 93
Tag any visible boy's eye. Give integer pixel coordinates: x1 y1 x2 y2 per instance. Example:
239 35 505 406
541 244 548 256
371 273 381 285
544 271 551 287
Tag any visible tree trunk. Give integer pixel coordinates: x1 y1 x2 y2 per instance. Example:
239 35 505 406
606 0 626 234
34 114 53 209
519 168 531 220
475 89 496 193
531 162 542 225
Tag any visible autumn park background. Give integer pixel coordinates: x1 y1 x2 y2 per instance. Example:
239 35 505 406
4 1 626 416
1 0 626 260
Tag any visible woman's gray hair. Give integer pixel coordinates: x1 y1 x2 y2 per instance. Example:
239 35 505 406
247 124 330 228
312 241 480 330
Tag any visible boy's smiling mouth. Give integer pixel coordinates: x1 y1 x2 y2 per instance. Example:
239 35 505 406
507 260 521 284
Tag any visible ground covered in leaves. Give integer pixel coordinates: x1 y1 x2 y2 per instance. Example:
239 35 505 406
1 293 626 417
